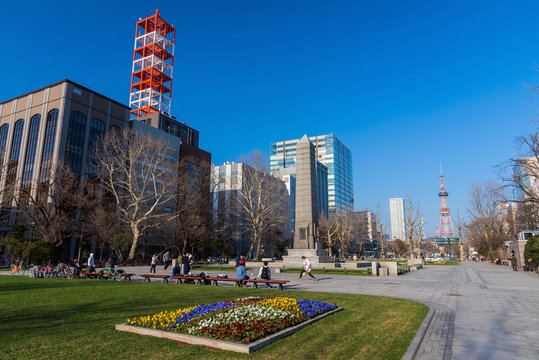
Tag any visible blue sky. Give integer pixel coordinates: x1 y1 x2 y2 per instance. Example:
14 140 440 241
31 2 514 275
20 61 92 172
2 1 539 236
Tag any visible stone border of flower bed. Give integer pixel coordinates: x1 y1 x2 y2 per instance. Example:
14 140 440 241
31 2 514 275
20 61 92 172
116 306 343 353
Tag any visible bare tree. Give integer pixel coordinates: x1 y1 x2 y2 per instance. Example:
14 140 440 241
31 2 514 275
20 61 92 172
319 212 339 257
173 148 213 254
416 214 424 259
14 164 90 246
376 202 389 257
514 202 539 232
98 128 179 260
404 194 420 259
453 211 466 261
86 187 120 260
387 238 407 257
236 151 289 260
466 181 510 255
335 211 354 258
508 134 539 204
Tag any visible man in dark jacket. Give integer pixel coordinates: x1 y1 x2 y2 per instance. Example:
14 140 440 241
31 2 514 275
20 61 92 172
510 255 518 271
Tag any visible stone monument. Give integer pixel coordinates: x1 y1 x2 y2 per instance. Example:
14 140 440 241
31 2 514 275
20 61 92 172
282 135 331 265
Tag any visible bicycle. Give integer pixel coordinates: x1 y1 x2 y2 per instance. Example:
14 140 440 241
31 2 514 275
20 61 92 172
10 261 26 276
99 264 125 280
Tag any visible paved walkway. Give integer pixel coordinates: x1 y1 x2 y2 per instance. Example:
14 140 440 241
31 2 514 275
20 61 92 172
3 262 537 359
269 262 538 360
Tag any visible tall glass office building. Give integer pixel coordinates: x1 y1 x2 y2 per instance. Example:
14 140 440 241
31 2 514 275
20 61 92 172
270 133 353 213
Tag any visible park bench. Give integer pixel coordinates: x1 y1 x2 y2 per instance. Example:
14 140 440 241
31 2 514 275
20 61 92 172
173 275 205 285
140 274 169 283
245 279 289 290
119 273 135 281
81 271 100 279
205 277 289 290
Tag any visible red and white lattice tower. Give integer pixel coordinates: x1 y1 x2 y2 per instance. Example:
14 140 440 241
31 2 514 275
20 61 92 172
438 168 455 237
129 9 175 118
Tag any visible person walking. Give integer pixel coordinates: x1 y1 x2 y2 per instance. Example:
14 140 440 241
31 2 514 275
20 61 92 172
257 261 272 288
298 255 317 281
87 253 95 272
510 255 518 271
235 254 247 286
163 251 171 272
150 254 158 274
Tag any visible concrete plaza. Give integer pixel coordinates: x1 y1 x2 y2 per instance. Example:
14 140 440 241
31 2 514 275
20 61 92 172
273 262 539 360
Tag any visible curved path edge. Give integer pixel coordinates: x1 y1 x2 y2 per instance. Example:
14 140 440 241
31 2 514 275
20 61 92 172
400 299 455 360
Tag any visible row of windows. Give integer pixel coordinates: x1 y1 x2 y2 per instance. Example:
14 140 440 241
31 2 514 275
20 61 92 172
0 108 117 187
0 109 60 188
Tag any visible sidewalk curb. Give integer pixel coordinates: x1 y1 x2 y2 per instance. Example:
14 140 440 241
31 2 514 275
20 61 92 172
401 305 434 360
400 300 455 360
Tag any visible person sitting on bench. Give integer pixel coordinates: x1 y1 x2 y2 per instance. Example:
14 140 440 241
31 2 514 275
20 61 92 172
169 262 181 282
235 254 248 286
257 261 272 287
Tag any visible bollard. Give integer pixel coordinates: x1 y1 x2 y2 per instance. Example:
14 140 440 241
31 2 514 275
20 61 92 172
344 267 346 275
323 266 326 274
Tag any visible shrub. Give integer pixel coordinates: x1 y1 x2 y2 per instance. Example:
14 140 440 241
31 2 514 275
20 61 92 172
29 241 60 264
524 236 539 265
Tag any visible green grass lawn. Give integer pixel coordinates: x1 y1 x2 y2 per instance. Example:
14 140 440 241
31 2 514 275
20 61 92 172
0 276 427 360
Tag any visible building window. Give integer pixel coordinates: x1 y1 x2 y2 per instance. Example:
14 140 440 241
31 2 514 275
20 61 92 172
21 114 41 184
6 119 25 183
0 124 9 167
65 111 87 178
86 118 105 178
39 109 59 183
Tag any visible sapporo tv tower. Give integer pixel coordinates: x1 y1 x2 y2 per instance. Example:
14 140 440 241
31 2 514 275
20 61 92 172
435 164 459 252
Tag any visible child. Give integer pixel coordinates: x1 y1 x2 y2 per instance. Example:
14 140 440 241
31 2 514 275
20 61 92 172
150 254 158 274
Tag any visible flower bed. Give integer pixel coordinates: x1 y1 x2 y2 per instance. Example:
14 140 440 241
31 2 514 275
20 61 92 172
126 296 338 343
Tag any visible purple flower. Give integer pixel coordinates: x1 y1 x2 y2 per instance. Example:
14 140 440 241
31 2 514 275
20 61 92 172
296 299 336 318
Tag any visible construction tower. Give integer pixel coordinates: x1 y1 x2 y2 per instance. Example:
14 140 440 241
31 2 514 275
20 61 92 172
438 169 455 238
129 9 175 118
